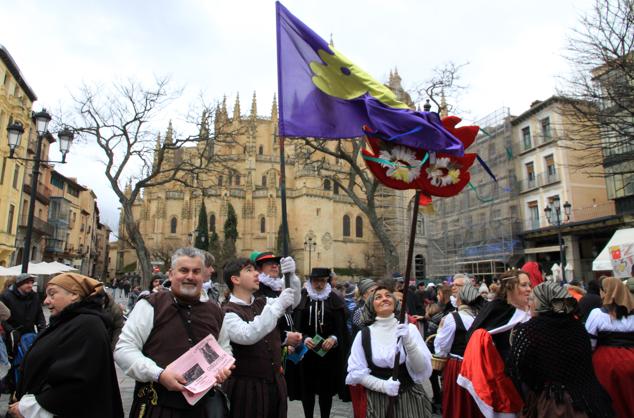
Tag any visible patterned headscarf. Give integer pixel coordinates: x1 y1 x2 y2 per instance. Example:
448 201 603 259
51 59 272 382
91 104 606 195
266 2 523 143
360 287 399 325
601 277 634 312
533 282 576 314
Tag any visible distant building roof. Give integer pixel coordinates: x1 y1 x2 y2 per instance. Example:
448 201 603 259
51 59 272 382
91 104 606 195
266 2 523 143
0 44 37 102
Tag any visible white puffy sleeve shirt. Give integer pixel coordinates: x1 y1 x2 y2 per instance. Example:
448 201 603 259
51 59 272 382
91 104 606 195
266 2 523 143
585 307 634 349
434 311 475 358
346 315 432 390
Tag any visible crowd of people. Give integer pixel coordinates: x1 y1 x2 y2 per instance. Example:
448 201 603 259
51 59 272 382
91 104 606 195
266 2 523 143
0 249 632 418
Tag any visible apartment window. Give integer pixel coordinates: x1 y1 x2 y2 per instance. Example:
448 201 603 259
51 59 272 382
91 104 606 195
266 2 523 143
545 154 556 176
0 158 5 185
260 217 266 233
355 216 363 238
522 127 532 150
7 204 15 233
528 201 539 229
12 164 20 189
343 215 351 237
67 186 79 197
526 162 535 183
541 117 552 142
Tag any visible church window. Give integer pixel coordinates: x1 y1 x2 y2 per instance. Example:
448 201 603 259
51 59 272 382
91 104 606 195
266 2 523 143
218 176 223 187
235 175 241 186
262 175 267 187
324 179 331 191
356 216 363 238
209 213 216 232
343 215 351 237
228 174 233 185
333 182 340 195
258 145 264 155
260 217 266 233
170 217 177 234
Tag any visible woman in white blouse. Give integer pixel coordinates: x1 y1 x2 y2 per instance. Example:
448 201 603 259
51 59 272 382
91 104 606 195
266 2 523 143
346 287 432 418
585 277 634 418
434 283 484 418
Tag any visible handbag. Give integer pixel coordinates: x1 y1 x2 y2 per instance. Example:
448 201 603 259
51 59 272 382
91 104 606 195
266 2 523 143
204 387 230 418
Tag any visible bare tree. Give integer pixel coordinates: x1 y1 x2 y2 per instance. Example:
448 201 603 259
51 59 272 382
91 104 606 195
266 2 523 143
558 0 634 177
412 61 469 115
67 79 243 286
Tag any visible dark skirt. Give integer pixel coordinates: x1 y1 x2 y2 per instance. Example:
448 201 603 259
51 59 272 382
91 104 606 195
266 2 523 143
129 397 207 418
286 347 341 400
441 358 484 418
223 373 287 418
366 383 431 418
593 346 634 418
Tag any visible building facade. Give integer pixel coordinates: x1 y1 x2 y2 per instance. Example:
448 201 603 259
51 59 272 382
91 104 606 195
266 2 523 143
0 45 37 266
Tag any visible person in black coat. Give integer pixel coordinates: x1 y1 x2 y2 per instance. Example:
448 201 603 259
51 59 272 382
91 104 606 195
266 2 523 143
0 274 46 336
9 273 123 418
286 267 350 418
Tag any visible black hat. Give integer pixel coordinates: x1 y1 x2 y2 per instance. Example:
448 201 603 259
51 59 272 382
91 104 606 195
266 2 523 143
309 267 331 279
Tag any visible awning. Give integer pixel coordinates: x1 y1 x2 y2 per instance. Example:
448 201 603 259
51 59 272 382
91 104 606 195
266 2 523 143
523 245 562 254
592 228 634 271
0 261 78 276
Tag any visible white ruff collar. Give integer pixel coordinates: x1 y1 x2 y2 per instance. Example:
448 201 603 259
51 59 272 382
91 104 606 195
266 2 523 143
306 283 332 301
258 273 284 292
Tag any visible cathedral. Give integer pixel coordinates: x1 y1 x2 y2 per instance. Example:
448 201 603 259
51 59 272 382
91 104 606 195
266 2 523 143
110 70 426 280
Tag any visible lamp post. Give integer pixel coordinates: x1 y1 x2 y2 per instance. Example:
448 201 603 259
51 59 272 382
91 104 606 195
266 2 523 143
544 197 572 281
304 236 317 274
6 109 74 273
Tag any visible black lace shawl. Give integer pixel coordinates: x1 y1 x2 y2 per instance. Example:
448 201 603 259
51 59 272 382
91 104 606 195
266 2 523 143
507 313 614 418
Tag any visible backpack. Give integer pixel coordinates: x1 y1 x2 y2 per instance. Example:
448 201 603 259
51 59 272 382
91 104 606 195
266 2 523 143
12 332 37 387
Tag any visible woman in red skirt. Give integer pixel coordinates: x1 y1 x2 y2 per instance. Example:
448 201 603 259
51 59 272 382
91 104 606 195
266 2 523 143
434 283 484 418
585 277 634 418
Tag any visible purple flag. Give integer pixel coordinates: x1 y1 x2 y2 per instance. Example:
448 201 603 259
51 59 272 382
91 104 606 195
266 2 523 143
275 1 464 155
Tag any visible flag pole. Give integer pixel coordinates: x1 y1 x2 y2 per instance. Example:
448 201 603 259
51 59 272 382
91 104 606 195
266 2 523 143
276 1 291 289
387 189 421 418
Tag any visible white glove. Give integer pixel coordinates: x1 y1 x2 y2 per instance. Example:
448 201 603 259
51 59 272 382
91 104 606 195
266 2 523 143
395 323 411 346
280 257 296 274
277 288 296 310
382 378 400 397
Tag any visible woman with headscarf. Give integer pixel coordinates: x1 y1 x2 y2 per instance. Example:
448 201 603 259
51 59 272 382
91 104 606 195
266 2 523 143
346 287 432 418
585 277 634 418
508 282 614 418
434 283 484 418
457 270 532 418
8 273 123 418
286 267 350 418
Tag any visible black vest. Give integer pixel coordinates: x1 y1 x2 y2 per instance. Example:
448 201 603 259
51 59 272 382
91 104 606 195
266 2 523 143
449 312 469 357
361 327 414 393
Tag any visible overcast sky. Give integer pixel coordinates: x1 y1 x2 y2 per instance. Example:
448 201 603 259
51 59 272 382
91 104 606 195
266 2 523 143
1 0 594 231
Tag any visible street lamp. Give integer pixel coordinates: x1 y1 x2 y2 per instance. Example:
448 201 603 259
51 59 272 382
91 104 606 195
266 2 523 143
544 198 572 281
304 236 317 274
6 109 74 273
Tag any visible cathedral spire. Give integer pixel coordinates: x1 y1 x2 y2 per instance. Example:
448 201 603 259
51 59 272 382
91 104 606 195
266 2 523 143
271 93 278 121
199 110 209 140
439 89 448 118
165 120 174 145
233 92 241 121
250 91 257 119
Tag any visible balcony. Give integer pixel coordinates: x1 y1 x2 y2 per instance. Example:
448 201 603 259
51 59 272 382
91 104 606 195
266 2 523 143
23 181 52 205
19 214 54 236
543 170 560 185
45 237 66 253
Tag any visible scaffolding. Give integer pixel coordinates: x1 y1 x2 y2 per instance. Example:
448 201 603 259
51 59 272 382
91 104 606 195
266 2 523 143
425 107 523 281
